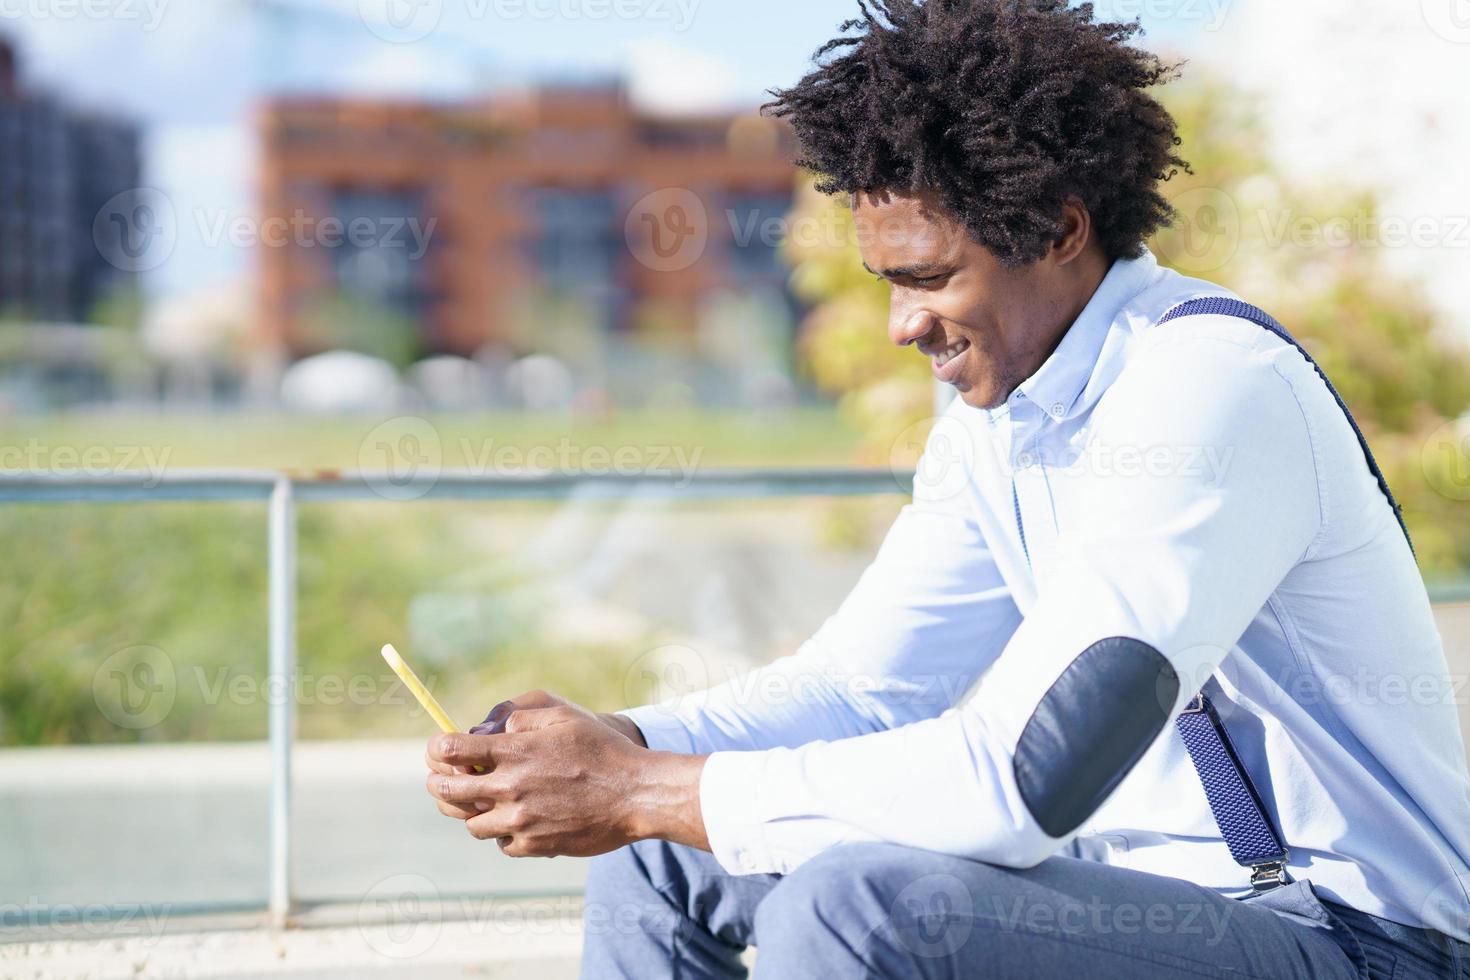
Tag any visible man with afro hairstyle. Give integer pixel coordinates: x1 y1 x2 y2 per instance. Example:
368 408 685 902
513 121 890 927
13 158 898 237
425 4 1470 976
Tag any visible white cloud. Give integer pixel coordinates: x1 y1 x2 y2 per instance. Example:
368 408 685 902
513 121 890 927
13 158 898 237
624 38 739 114
335 39 482 98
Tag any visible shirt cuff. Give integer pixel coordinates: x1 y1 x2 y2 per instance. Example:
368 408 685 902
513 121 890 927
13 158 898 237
617 705 698 755
700 750 779 876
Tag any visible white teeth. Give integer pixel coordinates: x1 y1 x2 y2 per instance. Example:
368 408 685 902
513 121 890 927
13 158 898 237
933 340 969 367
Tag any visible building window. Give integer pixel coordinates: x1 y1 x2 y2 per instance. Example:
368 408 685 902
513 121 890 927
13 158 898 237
328 188 429 317
722 192 794 283
526 187 626 329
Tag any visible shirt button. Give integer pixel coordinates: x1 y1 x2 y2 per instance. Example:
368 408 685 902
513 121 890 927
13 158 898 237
1017 452 1035 468
1050 403 1065 418
737 851 757 872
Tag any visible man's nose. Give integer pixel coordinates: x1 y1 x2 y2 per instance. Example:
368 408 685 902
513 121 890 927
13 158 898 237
889 303 937 348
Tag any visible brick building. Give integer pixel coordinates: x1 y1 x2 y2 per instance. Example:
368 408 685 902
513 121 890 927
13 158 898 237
257 81 801 360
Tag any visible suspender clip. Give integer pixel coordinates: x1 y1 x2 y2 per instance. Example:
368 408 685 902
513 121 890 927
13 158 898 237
1249 859 1290 893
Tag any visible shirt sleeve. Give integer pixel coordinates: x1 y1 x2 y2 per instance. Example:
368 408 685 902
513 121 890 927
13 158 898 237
621 406 1024 756
698 327 1325 876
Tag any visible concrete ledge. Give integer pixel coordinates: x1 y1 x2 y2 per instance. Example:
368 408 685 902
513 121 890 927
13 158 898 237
0 899 584 979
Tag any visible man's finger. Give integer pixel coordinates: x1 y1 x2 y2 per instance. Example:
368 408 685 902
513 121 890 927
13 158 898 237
436 799 480 821
465 807 516 842
427 732 501 770
424 748 480 777
427 772 504 804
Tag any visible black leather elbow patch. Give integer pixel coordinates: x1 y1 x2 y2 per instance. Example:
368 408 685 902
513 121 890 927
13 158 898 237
1013 637 1179 838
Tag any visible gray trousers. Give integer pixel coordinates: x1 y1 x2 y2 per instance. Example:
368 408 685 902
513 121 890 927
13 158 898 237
579 840 1466 979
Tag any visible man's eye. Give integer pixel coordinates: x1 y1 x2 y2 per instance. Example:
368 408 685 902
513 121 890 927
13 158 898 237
868 272 949 286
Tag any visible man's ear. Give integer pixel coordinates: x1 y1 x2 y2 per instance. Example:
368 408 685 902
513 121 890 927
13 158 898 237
1051 198 1093 267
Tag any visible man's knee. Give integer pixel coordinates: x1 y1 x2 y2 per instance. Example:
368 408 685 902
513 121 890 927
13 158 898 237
754 844 995 971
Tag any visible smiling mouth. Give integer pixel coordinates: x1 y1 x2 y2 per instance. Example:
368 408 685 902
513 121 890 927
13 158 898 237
932 339 969 367
928 338 972 384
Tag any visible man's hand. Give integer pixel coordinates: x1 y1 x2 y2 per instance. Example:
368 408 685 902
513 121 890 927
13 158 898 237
424 692 706 858
462 689 648 748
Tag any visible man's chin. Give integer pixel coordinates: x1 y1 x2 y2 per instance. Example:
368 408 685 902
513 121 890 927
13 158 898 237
955 382 1006 411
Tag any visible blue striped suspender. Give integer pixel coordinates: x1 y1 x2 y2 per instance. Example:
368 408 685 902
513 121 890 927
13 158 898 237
1155 297 1414 893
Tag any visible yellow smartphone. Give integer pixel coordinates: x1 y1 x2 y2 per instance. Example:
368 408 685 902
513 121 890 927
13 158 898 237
381 643 460 733
381 643 485 772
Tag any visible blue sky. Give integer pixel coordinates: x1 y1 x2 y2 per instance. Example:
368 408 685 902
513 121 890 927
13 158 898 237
6 0 1204 122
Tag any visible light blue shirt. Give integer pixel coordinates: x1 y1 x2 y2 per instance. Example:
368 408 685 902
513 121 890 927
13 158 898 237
625 250 1470 941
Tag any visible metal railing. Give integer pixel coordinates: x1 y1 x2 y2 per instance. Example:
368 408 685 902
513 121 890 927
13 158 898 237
0 467 916 926
4 466 1467 928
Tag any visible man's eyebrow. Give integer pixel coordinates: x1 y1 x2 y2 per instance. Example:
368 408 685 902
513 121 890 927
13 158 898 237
862 261 948 279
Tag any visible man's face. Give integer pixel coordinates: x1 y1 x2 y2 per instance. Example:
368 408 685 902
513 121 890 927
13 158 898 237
853 189 1076 410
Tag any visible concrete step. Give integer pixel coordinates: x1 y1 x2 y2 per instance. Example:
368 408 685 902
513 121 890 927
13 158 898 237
1 901 584 979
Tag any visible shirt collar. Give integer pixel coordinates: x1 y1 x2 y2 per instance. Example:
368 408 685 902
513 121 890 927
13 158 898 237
1009 249 1159 422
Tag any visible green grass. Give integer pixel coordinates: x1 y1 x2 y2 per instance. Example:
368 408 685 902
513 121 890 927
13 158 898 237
0 410 870 747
